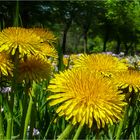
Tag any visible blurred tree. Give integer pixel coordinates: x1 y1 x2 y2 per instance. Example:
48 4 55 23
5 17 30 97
74 1 103 53
0 1 16 28
38 1 80 54
104 0 140 55
0 0 140 55
19 1 42 27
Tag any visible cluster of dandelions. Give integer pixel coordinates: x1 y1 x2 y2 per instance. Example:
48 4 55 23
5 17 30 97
0 27 57 83
47 53 140 129
1 26 140 138
0 27 58 140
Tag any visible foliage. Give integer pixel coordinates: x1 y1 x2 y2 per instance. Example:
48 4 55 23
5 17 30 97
1 1 140 54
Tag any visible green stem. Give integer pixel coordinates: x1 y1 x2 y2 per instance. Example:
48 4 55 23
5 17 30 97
43 115 57 140
115 105 129 140
19 92 29 139
57 44 64 71
43 122 51 140
13 0 19 27
6 45 19 139
23 95 33 139
6 113 13 139
123 93 138 139
6 93 14 139
23 82 36 139
29 102 36 139
62 118 66 131
57 123 74 140
123 107 135 139
0 94 4 139
73 125 83 140
0 108 4 139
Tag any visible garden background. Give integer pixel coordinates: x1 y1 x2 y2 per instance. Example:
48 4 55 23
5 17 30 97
0 0 140 140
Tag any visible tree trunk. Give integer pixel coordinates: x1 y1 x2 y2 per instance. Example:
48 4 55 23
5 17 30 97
130 43 135 56
62 21 72 54
62 29 68 54
124 43 129 56
115 36 121 54
124 42 133 56
103 30 108 52
83 32 88 53
134 42 137 54
74 34 82 53
103 38 107 52
83 23 90 53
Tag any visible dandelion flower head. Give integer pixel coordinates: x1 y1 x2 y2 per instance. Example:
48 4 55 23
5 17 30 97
31 28 56 45
31 28 57 58
40 43 58 58
18 54 51 83
0 27 43 56
113 70 140 93
48 69 126 128
0 52 13 76
74 54 128 75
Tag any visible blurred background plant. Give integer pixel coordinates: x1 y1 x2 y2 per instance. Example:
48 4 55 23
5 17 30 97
0 0 140 55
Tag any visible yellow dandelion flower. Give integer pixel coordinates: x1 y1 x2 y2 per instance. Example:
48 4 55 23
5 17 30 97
0 52 13 76
31 28 56 45
31 28 57 58
48 69 126 128
40 43 58 58
69 54 81 65
74 54 128 75
18 54 51 83
113 70 140 93
0 27 43 56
